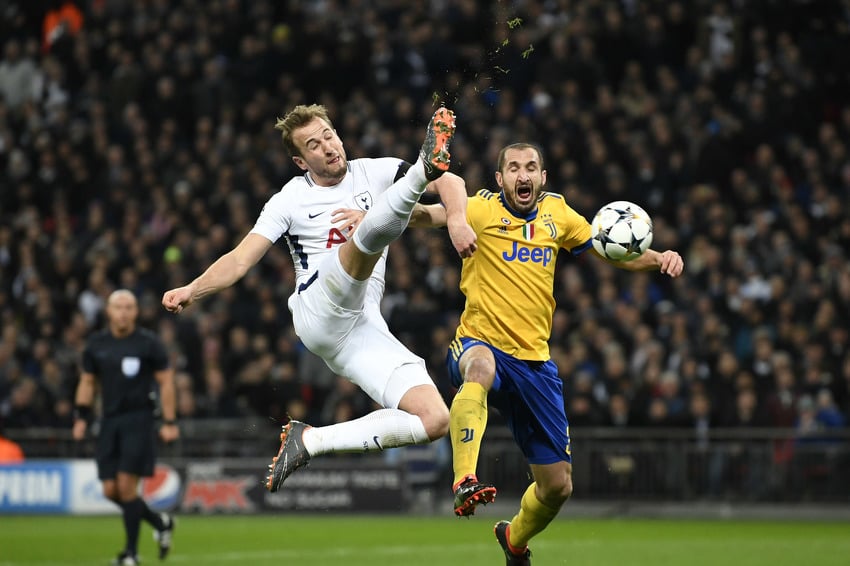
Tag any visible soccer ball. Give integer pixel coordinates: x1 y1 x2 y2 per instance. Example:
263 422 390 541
590 200 653 262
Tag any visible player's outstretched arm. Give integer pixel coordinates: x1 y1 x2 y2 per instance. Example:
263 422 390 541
427 172 477 257
162 233 273 313
409 203 448 227
592 248 684 277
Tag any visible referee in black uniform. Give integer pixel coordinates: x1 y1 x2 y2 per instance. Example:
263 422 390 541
73 290 179 566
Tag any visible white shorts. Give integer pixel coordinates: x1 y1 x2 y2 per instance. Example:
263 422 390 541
288 251 432 409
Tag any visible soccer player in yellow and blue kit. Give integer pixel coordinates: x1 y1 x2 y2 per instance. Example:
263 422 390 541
410 143 684 565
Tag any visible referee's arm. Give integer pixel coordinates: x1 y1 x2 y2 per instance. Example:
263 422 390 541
72 372 97 440
156 368 179 443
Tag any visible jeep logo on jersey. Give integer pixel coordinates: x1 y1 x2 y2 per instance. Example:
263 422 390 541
355 191 372 211
121 356 141 378
502 241 553 266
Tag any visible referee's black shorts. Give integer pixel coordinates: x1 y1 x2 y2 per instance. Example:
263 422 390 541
96 410 157 479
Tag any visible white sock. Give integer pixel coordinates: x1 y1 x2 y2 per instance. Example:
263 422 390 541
301 408 430 456
404 158 427 188
352 159 429 254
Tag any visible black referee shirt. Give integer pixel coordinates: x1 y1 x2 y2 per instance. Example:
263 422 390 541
82 328 170 417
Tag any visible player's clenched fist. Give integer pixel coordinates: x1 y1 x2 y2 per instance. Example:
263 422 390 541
162 286 194 313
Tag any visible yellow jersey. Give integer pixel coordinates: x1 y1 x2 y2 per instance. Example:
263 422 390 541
455 189 593 361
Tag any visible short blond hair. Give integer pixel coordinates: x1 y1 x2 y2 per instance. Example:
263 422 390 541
274 104 334 157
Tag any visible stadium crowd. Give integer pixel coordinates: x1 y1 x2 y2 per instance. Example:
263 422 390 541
1 0 849 448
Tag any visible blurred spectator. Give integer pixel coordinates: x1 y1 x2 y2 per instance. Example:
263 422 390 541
717 386 770 499
646 397 672 427
796 391 846 441
197 365 242 419
0 39 38 111
657 370 688 425
320 376 373 427
790 389 846 498
174 371 198 420
723 386 769 428
603 392 633 427
1 376 53 428
764 356 800 428
685 390 723 496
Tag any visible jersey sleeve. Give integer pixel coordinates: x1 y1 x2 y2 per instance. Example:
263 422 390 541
559 200 593 254
249 190 291 243
466 190 492 234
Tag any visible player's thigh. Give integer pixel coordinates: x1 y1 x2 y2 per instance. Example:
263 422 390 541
337 239 382 281
334 313 430 408
288 278 359 360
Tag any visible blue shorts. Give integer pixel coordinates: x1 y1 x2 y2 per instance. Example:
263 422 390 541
447 337 571 465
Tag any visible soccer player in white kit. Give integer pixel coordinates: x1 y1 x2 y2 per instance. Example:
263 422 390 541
161 104 476 492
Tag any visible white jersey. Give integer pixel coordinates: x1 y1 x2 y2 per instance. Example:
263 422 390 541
250 157 406 306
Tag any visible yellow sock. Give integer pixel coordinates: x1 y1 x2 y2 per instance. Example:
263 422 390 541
449 382 488 485
509 483 560 549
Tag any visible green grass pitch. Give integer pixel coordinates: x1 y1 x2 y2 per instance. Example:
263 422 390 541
1 515 847 565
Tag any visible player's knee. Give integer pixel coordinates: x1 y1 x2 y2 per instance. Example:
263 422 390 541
413 398 449 441
560 473 574 500
539 473 573 505
424 402 450 440
462 356 496 388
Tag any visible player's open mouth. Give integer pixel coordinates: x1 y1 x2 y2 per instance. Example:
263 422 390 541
516 185 533 201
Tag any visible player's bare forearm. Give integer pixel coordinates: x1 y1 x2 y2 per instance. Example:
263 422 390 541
427 173 477 256
163 233 272 312
429 172 468 224
189 252 248 300
609 249 684 277
409 203 448 227
447 217 477 257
